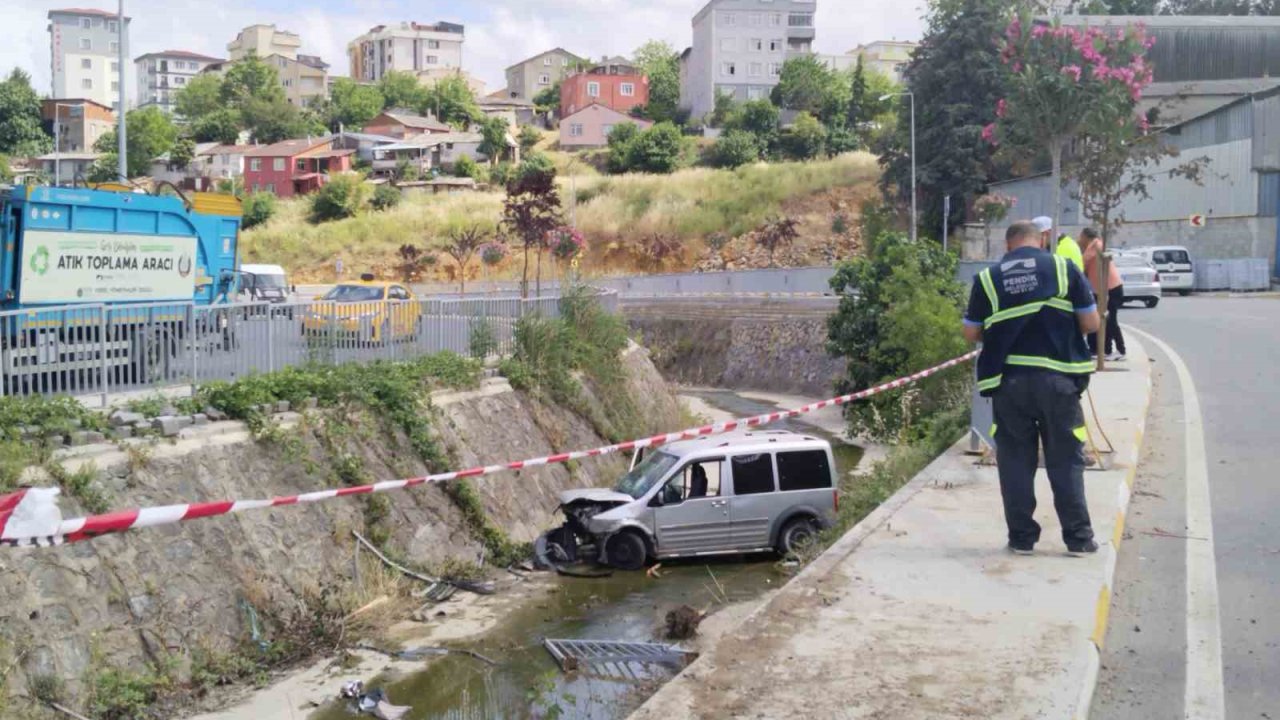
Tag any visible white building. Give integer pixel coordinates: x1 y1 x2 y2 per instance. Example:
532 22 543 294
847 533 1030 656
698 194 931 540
348 21 465 84
228 24 300 62
47 8 131 110
682 0 817 122
135 50 224 114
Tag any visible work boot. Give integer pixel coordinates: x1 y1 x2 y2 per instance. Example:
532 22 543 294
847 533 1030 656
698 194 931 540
1066 539 1099 557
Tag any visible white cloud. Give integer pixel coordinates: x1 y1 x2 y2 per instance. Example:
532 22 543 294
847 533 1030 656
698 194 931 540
1 0 926 103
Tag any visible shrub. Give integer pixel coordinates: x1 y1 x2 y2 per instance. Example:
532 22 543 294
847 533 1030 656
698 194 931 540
309 175 367 222
518 124 543 153
608 122 686 174
241 192 276 229
468 318 498 359
489 161 515 186
780 112 828 160
454 154 481 180
707 129 762 168
370 183 401 211
827 206 970 441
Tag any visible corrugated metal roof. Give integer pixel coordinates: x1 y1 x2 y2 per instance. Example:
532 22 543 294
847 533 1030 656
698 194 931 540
1051 16 1280 83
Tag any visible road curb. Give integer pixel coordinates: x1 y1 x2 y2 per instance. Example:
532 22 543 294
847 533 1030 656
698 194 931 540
1075 329 1154 720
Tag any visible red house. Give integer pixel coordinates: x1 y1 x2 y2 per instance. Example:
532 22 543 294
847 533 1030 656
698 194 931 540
242 137 356 198
560 58 650 119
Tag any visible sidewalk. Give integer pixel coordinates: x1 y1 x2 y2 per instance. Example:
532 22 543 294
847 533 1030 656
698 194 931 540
631 339 1152 720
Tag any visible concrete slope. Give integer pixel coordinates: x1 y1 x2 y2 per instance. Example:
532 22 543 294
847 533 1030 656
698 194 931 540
630 340 1152 720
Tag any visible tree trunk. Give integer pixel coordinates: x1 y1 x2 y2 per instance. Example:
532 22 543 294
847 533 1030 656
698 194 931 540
521 245 529 299
1050 139 1064 252
535 246 543 298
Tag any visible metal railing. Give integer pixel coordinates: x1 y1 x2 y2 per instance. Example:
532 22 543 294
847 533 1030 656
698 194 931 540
0 289 610 403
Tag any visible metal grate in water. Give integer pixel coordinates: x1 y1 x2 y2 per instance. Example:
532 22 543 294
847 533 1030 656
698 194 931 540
542 638 695 675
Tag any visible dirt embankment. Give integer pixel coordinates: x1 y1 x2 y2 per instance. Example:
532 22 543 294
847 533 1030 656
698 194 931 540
0 347 679 718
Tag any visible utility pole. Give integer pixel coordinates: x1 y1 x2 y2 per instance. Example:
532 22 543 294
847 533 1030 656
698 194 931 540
942 195 951 253
116 0 127 182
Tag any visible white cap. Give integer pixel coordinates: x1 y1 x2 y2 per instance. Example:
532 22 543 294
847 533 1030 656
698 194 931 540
1032 216 1053 233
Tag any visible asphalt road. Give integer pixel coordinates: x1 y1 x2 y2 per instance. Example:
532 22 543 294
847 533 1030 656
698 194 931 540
1093 294 1280 720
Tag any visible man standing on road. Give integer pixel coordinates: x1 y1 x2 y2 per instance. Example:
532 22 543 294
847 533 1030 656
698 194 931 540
1082 229 1127 361
962 221 1102 556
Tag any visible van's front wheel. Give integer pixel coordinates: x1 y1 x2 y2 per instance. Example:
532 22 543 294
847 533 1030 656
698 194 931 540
605 531 647 571
777 516 818 557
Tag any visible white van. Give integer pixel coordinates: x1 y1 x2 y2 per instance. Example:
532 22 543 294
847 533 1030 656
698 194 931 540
1126 246 1194 295
238 264 292 304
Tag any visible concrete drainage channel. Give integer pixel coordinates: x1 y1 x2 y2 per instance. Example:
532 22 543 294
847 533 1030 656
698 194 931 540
307 390 863 720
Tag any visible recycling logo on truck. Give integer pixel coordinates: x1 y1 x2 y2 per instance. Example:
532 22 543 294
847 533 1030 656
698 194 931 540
29 245 50 276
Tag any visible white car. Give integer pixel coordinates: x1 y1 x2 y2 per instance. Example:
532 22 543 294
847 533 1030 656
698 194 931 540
1114 253 1162 308
1124 246 1194 295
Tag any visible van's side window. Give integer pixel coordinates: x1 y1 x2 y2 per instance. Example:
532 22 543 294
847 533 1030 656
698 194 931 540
731 453 775 495
777 450 832 491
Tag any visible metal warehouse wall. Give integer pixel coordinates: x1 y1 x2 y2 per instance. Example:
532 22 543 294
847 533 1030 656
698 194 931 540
1254 92 1280 170
1145 26 1280 83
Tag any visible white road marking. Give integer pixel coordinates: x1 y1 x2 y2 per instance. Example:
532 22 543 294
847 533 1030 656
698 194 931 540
1127 326 1225 720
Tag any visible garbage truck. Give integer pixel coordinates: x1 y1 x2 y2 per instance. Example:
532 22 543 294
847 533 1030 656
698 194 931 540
0 183 243 394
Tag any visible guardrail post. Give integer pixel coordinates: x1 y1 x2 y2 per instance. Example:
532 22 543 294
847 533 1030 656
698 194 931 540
100 306 110 408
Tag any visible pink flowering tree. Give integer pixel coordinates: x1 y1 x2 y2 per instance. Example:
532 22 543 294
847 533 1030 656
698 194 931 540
984 16 1154 242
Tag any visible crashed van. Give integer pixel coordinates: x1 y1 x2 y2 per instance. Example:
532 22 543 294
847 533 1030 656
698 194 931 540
539 430 839 570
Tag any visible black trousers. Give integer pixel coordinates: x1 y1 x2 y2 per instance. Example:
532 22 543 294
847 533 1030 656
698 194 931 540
991 370 1094 547
1087 287 1128 356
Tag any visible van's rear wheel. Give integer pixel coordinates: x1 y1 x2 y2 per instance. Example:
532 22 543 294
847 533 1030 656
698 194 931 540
777 517 818 557
1178 290 1191 296
605 531 647 571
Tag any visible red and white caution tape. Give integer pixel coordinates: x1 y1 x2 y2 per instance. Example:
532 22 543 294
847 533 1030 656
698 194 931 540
0 351 978 548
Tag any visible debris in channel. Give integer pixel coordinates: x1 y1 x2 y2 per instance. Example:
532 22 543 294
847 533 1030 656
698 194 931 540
340 680 412 720
664 605 704 640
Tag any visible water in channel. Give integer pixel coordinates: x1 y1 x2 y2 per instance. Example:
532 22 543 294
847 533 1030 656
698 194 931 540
311 390 861 720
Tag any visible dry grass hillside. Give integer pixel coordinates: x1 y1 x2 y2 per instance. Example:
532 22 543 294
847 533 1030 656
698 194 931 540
241 152 882 282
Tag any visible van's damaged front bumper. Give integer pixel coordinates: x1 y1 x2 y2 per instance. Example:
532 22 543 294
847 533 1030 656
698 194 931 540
535 495 630 568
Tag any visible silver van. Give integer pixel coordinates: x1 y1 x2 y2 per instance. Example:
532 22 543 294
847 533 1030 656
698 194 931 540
542 430 839 570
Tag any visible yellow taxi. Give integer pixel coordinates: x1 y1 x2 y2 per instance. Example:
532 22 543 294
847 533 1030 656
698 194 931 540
301 278 422 344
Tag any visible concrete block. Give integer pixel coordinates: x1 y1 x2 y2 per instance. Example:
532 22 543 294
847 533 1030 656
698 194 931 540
109 411 145 427
66 430 107 446
204 407 228 422
152 416 183 437
175 416 195 430
111 427 134 440
132 421 151 432
192 413 209 426
303 397 319 410
275 400 291 413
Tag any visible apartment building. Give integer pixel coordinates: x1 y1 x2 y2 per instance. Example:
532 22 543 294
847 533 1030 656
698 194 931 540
681 0 817 122
47 8 131 110
228 24 301 61
41 98 115 152
348 22 465 83
504 48 588 101
848 40 917 83
560 59 650 118
135 50 224 113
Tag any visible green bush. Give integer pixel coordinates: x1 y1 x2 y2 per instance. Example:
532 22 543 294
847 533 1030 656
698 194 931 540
780 112 828 161
309 175 367 223
89 665 171 720
608 121 686 174
468 317 498 360
518 124 543 152
453 154 481 180
707 129 762 168
369 183 401 211
827 205 970 441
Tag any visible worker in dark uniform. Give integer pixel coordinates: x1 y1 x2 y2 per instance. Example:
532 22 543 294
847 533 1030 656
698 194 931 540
962 221 1102 556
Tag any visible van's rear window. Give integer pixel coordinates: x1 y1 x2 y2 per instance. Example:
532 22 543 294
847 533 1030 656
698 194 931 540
777 450 833 491
1153 250 1190 264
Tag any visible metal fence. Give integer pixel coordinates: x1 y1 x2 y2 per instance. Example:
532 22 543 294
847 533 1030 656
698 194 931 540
1192 258 1272 291
0 289 610 404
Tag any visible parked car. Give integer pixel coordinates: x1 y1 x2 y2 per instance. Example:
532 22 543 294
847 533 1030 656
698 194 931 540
1114 253 1162 308
539 430 839 570
1124 246 1194 295
301 278 422 344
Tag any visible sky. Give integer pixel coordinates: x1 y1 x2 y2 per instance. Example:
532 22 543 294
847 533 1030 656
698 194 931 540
3 0 927 103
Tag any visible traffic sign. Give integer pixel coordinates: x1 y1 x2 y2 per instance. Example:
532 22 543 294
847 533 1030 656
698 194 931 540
1189 214 1206 228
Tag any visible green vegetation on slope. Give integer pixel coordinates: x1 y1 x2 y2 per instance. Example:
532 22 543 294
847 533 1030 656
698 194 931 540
241 153 879 280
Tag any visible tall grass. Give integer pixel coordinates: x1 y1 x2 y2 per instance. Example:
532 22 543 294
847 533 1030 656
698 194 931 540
241 152 880 280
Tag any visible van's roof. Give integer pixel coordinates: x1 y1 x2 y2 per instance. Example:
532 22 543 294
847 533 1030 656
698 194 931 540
657 429 830 459
1128 245 1190 252
240 264 287 275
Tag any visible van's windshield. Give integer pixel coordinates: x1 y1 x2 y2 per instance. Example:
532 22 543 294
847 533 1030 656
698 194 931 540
614 451 679 499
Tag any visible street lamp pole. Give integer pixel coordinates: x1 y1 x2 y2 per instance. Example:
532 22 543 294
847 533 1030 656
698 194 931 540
881 91 917 242
116 0 127 182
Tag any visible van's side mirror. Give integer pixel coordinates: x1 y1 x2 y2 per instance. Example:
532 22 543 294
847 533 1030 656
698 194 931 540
648 494 663 508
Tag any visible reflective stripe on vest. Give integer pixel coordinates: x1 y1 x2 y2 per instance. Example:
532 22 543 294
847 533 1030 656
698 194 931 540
984 297 1076 328
979 268 999 313
1005 354 1095 374
1055 255 1068 298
